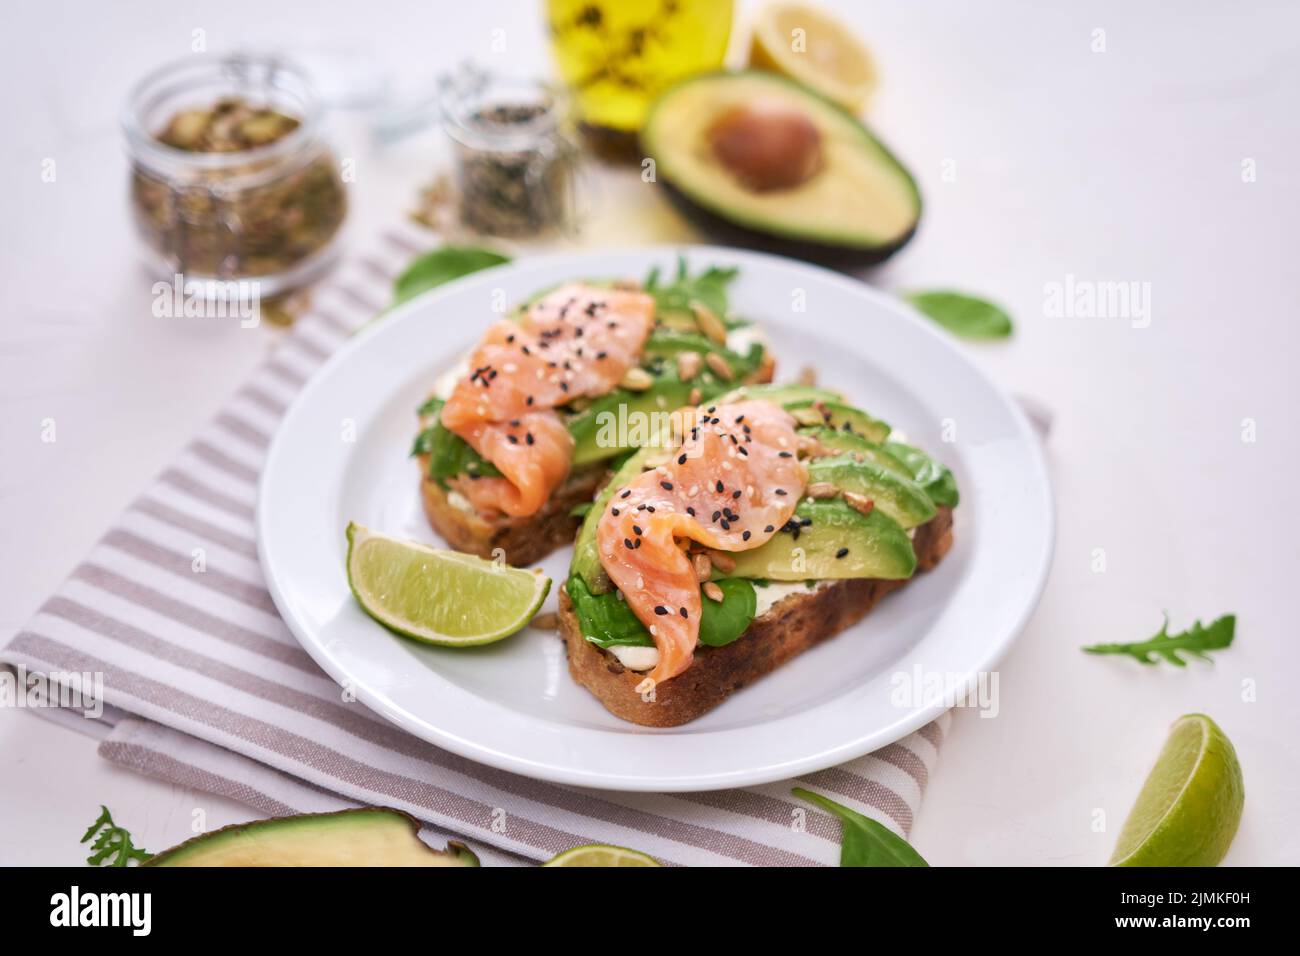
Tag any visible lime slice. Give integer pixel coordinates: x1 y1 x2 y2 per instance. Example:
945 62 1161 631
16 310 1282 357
1110 714 1244 867
749 2 878 113
346 523 550 646
543 844 661 868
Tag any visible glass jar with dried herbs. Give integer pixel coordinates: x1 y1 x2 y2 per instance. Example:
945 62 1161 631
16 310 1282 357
123 55 347 297
440 69 583 238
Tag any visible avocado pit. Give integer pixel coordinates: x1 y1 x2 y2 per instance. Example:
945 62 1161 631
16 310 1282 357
707 100 823 193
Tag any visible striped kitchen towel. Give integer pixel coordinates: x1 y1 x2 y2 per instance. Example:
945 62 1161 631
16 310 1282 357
1 223 951 867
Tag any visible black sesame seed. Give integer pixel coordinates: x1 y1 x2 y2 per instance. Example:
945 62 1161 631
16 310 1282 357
686 506 695 516
836 547 850 559
712 510 721 522
632 525 643 536
764 524 774 533
634 538 642 548
720 519 730 530
679 607 688 618
677 453 688 465
624 538 634 549
742 530 751 541
526 395 535 406
620 489 631 498
775 488 787 496
779 451 793 458
507 435 518 444
654 605 669 616
611 507 620 516
732 489 742 499
525 432 535 445
646 505 655 512
660 481 674 491
715 481 725 493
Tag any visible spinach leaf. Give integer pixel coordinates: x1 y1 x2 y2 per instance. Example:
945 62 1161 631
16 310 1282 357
568 575 652 648
905 290 1012 340
413 397 501 481
792 788 929 867
569 575 758 649
883 441 960 508
697 578 756 647
393 246 510 307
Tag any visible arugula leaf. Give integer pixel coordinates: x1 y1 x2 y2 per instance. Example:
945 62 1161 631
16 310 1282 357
644 257 740 319
1083 614 1235 666
81 805 151 867
393 245 510 307
793 788 929 867
905 290 1013 340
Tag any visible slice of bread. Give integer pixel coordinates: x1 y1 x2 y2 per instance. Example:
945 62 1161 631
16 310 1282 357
418 462 605 567
558 506 954 727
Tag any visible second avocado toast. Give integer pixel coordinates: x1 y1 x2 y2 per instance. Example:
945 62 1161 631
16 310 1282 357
410 261 774 566
558 382 959 727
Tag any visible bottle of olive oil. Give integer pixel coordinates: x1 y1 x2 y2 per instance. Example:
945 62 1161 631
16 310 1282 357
547 0 732 160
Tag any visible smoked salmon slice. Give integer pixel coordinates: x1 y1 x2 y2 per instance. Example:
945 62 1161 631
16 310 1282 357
440 284 655 517
595 399 808 689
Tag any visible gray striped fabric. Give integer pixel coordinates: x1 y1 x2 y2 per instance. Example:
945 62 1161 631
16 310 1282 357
2 224 950 866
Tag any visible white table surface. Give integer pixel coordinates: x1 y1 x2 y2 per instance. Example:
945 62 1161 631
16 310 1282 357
2 0 1297 866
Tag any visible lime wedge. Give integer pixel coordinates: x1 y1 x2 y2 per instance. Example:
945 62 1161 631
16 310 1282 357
543 844 661 868
1110 714 1244 867
346 523 550 646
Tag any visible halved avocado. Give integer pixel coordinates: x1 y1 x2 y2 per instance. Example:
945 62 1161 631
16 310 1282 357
728 498 916 581
786 399 890 442
642 71 921 267
144 808 480 867
807 454 937 529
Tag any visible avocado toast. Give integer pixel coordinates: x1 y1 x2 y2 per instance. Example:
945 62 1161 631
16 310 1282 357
412 262 774 566
557 383 958 726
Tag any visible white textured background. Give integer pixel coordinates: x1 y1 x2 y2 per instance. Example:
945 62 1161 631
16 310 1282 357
2 0 1297 864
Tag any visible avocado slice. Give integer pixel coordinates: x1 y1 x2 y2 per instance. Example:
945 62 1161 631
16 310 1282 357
568 379 694 468
728 498 916 581
642 71 921 267
573 446 659 591
144 808 479 867
807 454 937 529
786 399 890 443
714 382 843 407
796 425 909 473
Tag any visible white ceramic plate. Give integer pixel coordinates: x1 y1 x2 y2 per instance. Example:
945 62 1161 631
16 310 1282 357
258 247 1052 792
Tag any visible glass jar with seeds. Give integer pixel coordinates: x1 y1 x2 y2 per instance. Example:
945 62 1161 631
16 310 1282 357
123 55 348 298
440 68 582 238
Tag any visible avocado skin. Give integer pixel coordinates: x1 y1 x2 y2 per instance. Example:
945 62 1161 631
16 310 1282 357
143 807 480 867
655 178 920 269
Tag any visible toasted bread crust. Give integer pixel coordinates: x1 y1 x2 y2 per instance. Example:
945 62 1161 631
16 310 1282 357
559 506 954 726
418 463 605 567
